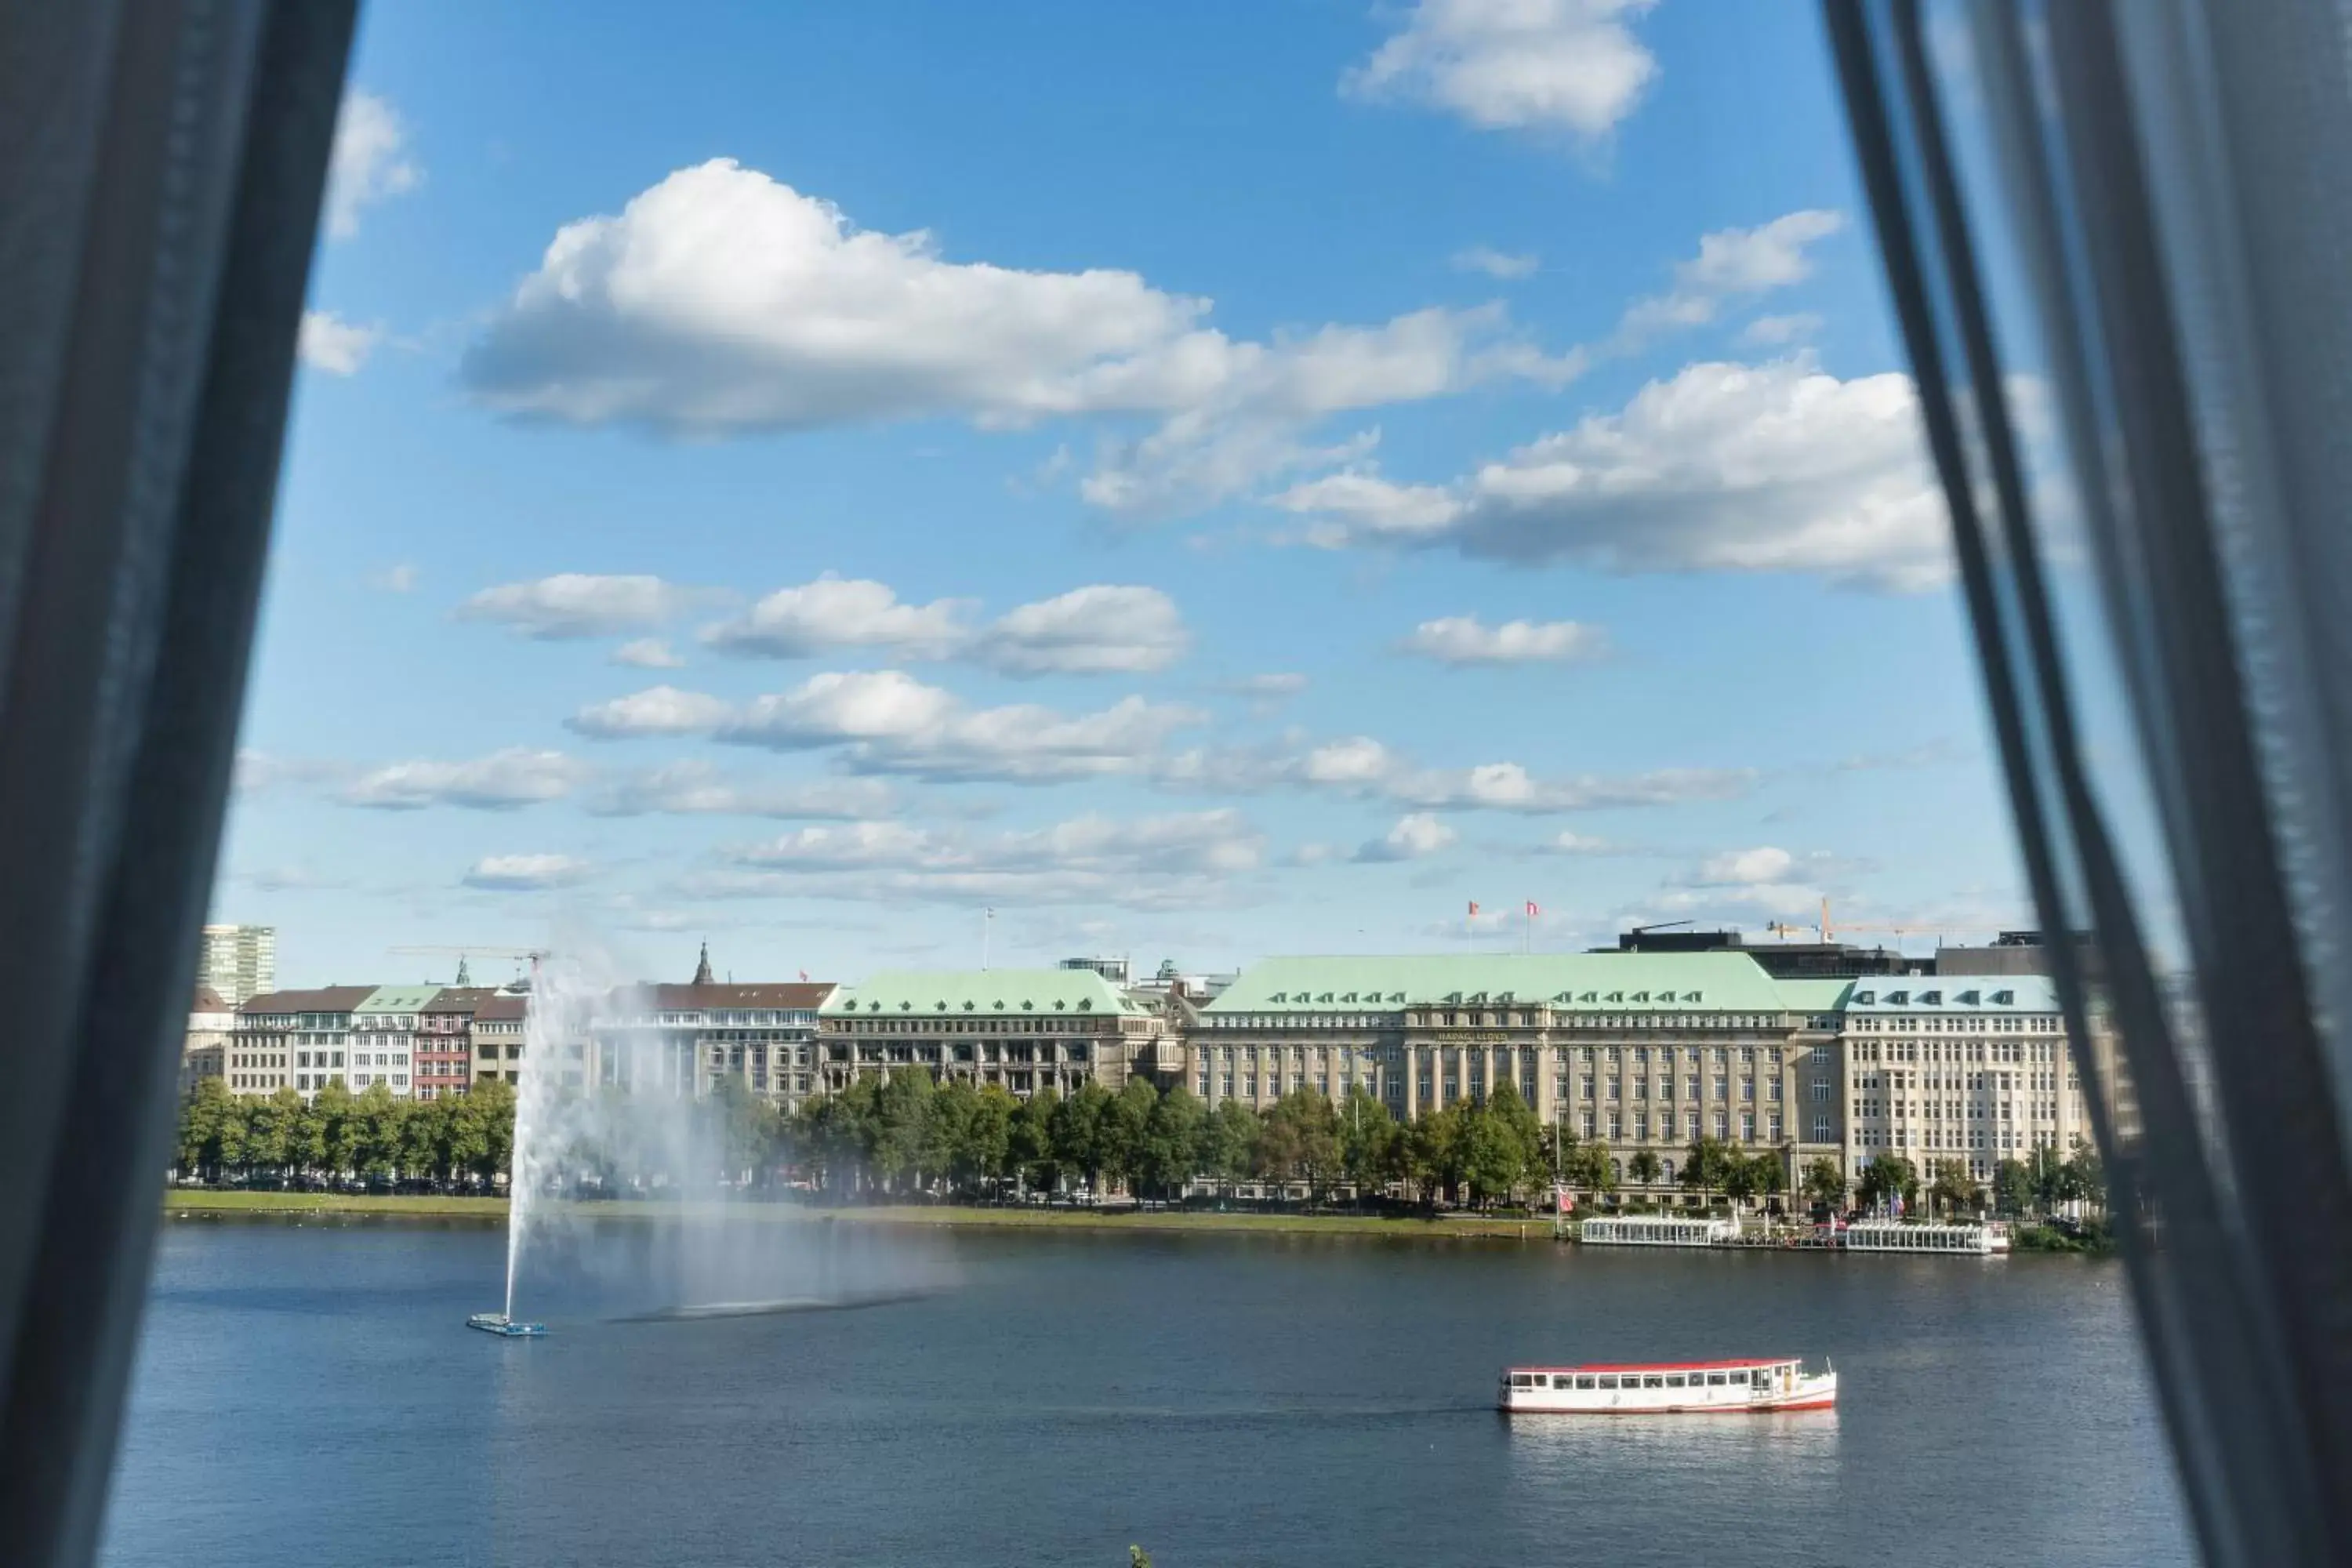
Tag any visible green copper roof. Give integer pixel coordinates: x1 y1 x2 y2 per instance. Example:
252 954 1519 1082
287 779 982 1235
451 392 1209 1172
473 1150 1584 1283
1773 978 1859 1014
357 985 442 1013
1846 975 2061 1012
1201 953 1801 1014
823 967 1146 1018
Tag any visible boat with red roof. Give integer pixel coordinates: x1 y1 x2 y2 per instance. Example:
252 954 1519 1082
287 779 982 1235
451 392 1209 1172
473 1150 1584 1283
1497 1356 1836 1414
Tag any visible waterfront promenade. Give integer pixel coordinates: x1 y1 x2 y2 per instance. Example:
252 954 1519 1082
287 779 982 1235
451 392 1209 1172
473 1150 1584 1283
162 1189 1560 1240
162 1189 2105 1249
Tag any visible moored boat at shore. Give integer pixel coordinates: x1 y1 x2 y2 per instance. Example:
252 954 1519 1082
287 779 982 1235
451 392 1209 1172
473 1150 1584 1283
1498 1357 1836 1414
1840 1220 1998 1254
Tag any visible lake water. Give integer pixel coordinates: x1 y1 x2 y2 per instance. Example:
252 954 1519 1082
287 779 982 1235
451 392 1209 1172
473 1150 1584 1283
103 1217 2192 1568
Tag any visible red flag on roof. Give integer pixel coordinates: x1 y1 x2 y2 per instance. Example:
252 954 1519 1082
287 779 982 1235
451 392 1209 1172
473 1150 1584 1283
1526 899 1540 916
1468 900 1480 917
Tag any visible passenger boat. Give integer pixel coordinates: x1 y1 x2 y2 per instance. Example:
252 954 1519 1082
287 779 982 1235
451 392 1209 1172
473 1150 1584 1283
1497 1357 1836 1414
1840 1220 1998 1254
1578 1216 1740 1248
466 1312 547 1338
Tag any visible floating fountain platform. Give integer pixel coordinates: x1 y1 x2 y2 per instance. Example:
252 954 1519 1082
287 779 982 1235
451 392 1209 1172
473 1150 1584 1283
467 1312 546 1338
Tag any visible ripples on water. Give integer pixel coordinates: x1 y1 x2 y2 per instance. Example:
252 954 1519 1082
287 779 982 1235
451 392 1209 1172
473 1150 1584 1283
107 1219 2189 1568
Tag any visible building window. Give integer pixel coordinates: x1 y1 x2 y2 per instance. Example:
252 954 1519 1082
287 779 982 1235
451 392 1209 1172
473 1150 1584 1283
1812 1118 1832 1142
1811 1080 1830 1102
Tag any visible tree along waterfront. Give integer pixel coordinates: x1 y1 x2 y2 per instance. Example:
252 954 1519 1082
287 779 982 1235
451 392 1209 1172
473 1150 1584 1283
172 1073 2107 1221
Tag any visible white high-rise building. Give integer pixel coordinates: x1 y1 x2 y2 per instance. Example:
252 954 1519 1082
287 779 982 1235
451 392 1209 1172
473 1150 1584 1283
197 924 276 1007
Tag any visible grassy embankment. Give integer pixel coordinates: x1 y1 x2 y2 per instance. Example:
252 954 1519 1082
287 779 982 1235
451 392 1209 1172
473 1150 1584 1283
162 1188 1561 1240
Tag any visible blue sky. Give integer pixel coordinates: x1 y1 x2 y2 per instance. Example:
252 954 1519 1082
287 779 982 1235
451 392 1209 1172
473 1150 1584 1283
220 0 2028 989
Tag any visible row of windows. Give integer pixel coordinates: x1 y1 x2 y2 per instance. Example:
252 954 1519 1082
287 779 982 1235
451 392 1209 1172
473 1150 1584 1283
1850 1098 2065 1122
1574 1076 1781 1102
1853 1069 2066 1091
1849 1015 2058 1033
1576 1111 1782 1142
1512 1369 1775 1392
1854 1127 2065 1152
1852 1039 2063 1065
1202 1012 1795 1032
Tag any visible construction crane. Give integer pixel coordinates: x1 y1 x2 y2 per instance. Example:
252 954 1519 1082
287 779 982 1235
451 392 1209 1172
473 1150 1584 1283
1764 897 1839 943
387 945 548 986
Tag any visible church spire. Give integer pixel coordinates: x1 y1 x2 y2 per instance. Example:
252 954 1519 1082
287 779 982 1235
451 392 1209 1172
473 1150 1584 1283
455 954 472 987
692 940 713 986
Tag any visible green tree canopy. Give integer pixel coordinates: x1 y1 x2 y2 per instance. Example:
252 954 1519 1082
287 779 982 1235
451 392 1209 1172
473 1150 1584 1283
1138 1085 1207 1200
1336 1087 1400 1202
1101 1078 1160 1189
1011 1086 1062 1192
1926 1157 1981 1218
1206 1098 1260 1196
1802 1156 1848 1210
1857 1152 1918 1211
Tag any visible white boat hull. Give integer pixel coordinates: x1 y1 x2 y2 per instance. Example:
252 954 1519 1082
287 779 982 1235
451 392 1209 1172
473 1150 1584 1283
1500 1367 1836 1415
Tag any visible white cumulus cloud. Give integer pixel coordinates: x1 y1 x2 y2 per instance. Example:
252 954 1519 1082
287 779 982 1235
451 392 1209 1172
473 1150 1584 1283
1344 0 1661 143
1399 614 1608 665
463 853 592 891
342 749 589 811
1535 829 1647 856
1693 845 1797 886
325 89 421 240
701 575 971 660
1156 735 1753 815
567 684 736 739
1452 246 1540 279
703 576 1189 677
726 670 963 748
298 310 381 375
612 638 685 669
458 574 707 639
1741 312 1824 347
459 161 1573 517
569 673 1203 785
1273 354 1951 590
695 808 1265 910
1355 811 1458 862
1613 212 1845 347
590 760 894 820
977 585 1189 675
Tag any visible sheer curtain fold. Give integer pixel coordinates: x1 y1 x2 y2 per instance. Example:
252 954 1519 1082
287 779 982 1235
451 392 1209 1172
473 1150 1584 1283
1824 2 2352 1563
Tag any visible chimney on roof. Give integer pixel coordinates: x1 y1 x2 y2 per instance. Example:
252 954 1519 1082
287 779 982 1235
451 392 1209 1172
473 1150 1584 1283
692 940 713 986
